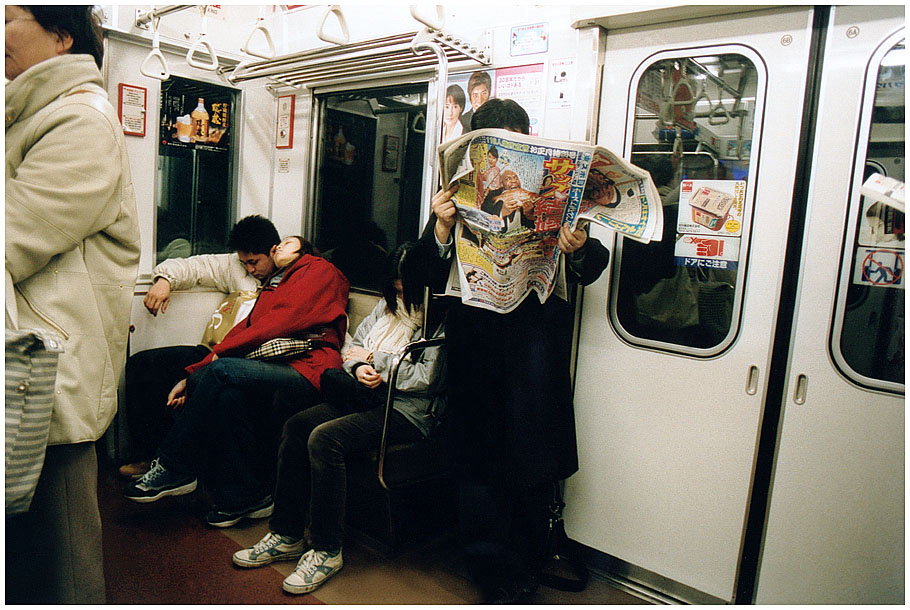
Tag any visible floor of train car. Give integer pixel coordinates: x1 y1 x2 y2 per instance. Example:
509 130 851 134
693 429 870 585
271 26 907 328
98 455 648 605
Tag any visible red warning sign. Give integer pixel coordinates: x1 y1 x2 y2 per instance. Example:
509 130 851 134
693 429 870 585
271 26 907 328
856 248 904 288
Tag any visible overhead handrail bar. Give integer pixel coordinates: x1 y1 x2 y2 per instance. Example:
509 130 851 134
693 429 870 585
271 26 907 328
135 5 192 29
241 17 276 59
139 16 170 81
186 5 219 71
223 27 486 89
317 5 350 45
225 32 417 81
409 5 445 30
257 50 458 84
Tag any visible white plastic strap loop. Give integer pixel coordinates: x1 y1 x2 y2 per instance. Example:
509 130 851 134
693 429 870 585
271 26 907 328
409 5 445 30
317 5 350 45
140 17 170 81
186 6 218 71
242 19 275 59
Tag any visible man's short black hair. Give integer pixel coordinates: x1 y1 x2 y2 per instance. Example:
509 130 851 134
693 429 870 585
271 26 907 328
227 215 280 255
471 98 530 135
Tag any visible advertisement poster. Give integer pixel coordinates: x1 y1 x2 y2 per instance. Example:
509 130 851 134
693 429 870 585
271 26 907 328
159 76 232 153
444 64 546 142
674 179 747 269
443 69 493 143
495 64 545 136
510 22 549 56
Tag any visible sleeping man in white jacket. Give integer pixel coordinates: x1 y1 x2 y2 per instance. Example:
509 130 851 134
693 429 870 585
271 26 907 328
118 215 280 480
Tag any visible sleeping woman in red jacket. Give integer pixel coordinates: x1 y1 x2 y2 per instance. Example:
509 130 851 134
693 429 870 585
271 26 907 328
124 236 350 528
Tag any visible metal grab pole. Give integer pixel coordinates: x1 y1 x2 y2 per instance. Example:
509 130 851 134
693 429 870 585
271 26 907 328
410 31 448 338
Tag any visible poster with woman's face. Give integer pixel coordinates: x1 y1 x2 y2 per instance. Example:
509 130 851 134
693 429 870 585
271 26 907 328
443 69 494 142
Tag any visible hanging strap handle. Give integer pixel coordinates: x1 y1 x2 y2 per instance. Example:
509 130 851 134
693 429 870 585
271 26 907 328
186 6 219 71
317 5 350 45
242 17 275 59
139 17 170 81
409 5 445 30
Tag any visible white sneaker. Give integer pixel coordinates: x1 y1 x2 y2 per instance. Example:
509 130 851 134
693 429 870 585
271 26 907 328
282 548 343 594
232 532 306 568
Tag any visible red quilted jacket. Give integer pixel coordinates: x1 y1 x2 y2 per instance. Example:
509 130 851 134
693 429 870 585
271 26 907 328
185 254 350 390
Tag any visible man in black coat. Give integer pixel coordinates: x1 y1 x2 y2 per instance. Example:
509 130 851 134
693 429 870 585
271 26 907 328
416 98 610 603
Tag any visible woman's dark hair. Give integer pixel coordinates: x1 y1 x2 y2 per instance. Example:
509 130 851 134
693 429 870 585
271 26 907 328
446 84 466 110
381 242 425 316
227 215 281 255
285 235 320 258
24 6 104 69
471 98 530 135
487 145 499 159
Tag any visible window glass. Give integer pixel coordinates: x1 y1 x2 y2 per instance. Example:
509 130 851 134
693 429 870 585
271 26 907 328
835 39 905 389
614 53 759 351
156 76 236 263
313 85 427 292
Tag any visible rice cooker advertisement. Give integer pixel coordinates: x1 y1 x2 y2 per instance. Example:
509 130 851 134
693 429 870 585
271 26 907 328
675 179 746 270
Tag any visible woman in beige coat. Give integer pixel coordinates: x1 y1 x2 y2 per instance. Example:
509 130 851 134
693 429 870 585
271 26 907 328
5 5 140 603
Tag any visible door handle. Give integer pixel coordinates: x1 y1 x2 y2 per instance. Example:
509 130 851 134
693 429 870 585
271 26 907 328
793 374 808 405
746 365 759 395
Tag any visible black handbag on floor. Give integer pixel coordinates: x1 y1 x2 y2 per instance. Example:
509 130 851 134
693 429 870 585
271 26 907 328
537 481 590 592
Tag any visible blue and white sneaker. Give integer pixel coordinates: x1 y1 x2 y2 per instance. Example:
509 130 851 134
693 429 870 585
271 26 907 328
282 548 343 594
233 531 306 568
123 458 197 503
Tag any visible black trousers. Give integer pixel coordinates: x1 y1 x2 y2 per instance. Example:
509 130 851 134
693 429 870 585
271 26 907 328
123 345 210 462
458 477 553 598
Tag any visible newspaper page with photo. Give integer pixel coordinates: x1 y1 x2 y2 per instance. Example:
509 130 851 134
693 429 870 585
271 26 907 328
437 129 662 313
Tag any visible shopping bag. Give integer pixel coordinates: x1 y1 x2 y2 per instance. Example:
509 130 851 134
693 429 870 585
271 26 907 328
5 328 64 516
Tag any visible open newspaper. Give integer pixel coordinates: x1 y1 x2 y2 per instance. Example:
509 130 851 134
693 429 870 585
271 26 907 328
438 128 662 313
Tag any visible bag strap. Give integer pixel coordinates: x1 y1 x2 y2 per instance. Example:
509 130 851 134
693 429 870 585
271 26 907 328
537 481 590 593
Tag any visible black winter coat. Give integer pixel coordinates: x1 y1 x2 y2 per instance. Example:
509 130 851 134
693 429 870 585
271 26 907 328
417 216 609 489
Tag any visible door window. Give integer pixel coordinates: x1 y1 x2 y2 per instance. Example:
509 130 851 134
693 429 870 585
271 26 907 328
613 51 763 353
833 38 905 391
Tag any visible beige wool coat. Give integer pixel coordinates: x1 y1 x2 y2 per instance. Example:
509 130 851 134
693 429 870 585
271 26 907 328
6 54 141 445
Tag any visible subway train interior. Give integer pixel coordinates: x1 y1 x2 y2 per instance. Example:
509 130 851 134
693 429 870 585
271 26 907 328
9 3 905 605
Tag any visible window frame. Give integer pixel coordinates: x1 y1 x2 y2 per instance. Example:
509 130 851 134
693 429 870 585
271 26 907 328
609 44 768 358
829 30 905 395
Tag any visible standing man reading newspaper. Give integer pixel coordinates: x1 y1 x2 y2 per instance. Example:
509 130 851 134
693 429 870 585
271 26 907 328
417 98 610 603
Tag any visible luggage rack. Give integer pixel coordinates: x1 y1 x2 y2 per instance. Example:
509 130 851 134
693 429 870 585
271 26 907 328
218 28 491 93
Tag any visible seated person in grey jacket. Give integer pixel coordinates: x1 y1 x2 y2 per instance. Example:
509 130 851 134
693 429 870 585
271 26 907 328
119 215 280 479
232 241 446 596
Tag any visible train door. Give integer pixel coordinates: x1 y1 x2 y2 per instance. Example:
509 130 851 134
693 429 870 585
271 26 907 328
755 6 904 603
565 7 816 602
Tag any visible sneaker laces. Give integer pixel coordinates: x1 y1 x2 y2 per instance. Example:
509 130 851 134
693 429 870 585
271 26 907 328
253 532 282 554
295 549 325 577
139 458 166 484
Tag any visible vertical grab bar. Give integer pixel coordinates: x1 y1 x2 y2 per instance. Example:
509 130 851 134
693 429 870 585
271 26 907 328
410 32 448 337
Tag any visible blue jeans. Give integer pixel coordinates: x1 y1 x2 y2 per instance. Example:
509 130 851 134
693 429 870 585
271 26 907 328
268 402 423 551
156 357 320 510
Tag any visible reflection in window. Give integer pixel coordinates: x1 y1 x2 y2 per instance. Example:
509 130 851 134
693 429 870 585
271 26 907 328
836 39 905 388
313 85 427 292
614 53 759 350
156 76 236 264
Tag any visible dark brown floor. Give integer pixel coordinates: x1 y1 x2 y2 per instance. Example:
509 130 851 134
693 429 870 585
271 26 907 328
100 459 649 605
